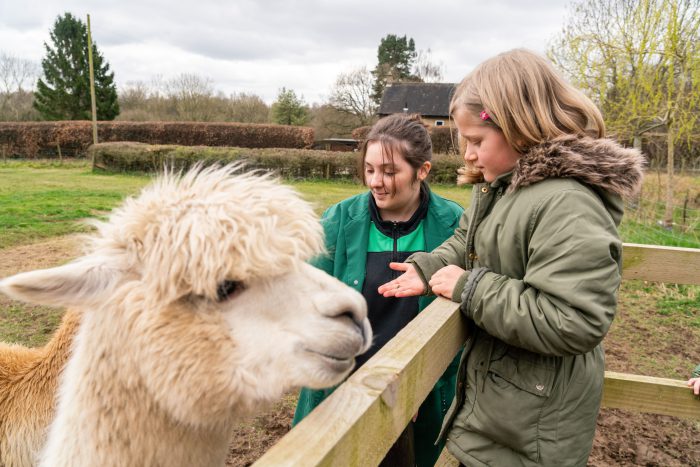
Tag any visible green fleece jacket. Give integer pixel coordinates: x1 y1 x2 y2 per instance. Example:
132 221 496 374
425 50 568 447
293 188 464 467
408 136 645 466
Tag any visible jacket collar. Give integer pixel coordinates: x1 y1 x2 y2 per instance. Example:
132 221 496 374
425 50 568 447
344 188 456 251
368 184 430 237
347 191 371 221
510 135 645 199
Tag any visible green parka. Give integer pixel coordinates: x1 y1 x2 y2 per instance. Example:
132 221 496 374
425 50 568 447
408 136 645 466
293 188 464 467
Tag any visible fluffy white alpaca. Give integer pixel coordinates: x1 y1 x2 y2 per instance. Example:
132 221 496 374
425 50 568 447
0 165 371 467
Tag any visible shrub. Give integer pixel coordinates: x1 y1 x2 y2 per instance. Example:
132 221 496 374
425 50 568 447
350 125 459 155
89 142 464 184
351 126 371 142
430 126 459 155
0 121 315 158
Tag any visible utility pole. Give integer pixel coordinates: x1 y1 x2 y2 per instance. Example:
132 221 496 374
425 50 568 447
87 14 98 146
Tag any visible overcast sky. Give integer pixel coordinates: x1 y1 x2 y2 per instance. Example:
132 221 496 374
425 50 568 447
0 0 571 105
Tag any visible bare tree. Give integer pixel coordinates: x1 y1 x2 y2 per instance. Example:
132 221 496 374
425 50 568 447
118 77 271 123
329 66 377 126
0 52 37 93
311 103 365 139
117 80 155 121
413 48 444 83
225 92 270 123
0 51 38 120
164 73 216 121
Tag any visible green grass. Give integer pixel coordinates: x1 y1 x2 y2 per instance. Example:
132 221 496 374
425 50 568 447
655 284 700 327
0 302 65 347
608 280 700 378
618 220 700 249
289 178 472 213
1 161 698 249
0 162 149 248
0 162 472 249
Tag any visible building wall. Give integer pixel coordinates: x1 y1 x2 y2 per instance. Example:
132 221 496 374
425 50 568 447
421 117 454 128
376 114 454 128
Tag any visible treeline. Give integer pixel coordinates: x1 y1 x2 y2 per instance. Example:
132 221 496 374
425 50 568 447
116 76 366 140
0 83 366 141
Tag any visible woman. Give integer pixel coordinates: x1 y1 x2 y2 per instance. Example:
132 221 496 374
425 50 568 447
293 113 464 466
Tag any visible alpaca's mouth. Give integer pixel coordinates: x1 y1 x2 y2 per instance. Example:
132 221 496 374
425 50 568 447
304 348 355 370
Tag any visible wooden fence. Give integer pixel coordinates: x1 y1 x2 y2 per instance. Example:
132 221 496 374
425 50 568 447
253 243 700 466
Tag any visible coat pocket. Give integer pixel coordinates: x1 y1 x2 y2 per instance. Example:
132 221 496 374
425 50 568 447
465 350 556 461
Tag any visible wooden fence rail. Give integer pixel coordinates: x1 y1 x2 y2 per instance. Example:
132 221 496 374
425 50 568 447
253 244 700 466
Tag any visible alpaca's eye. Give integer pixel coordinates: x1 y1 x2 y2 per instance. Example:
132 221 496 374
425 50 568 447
216 280 242 302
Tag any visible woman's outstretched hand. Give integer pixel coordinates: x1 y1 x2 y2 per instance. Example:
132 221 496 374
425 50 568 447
378 263 426 297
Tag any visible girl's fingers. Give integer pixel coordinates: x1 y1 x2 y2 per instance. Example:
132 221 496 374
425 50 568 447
690 378 700 395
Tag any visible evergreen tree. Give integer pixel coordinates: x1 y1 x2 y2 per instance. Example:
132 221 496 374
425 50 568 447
34 13 119 120
370 34 418 104
271 87 309 125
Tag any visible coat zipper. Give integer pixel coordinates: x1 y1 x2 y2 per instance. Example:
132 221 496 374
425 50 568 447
391 221 398 278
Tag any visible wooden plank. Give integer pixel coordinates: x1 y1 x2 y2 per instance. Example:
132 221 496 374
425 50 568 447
434 447 460 467
252 298 465 467
602 371 700 420
622 243 700 285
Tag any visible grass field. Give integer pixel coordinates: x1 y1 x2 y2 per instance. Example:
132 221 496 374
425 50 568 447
3 160 700 248
0 160 473 249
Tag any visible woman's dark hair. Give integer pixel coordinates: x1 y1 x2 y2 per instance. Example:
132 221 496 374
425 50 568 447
358 113 432 193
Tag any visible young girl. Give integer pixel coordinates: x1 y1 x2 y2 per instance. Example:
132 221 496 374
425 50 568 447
293 113 464 466
379 49 645 466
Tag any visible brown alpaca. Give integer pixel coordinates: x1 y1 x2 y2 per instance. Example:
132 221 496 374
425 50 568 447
0 310 80 467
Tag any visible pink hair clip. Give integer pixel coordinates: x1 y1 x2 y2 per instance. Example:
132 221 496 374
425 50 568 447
479 110 490 121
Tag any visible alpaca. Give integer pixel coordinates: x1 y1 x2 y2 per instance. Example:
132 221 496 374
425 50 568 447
0 310 80 467
0 164 371 467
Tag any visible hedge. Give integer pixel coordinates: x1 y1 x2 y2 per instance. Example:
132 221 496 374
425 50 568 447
0 121 315 158
351 126 371 141
351 125 458 155
88 142 465 184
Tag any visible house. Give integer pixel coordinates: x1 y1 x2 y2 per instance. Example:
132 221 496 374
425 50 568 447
377 82 455 127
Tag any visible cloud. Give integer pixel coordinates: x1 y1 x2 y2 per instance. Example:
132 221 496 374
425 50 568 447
0 0 569 104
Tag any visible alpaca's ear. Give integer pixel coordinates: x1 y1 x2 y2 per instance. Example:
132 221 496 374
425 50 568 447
0 255 124 308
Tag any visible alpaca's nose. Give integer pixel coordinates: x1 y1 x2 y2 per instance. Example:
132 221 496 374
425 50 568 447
339 310 367 342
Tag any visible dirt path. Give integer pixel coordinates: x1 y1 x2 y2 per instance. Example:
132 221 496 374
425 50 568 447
0 235 82 277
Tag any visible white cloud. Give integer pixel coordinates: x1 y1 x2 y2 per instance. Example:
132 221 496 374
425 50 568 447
0 0 571 104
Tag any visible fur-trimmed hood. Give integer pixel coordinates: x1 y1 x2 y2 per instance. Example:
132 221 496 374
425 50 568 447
510 136 646 200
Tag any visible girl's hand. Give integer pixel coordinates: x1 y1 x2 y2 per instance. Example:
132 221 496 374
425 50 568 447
378 263 425 298
688 377 700 396
429 265 466 300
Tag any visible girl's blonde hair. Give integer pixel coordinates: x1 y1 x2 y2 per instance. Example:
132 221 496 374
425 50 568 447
450 49 605 184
